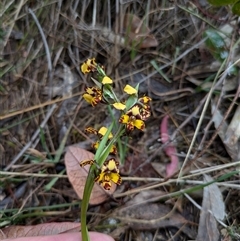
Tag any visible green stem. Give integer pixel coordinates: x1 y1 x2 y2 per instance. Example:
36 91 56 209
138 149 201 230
81 123 125 241
109 86 120 103
81 165 96 241
98 126 125 165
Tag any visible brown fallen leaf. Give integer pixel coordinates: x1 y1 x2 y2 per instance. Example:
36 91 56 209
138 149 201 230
65 146 116 205
112 190 196 239
0 222 80 239
224 104 240 152
196 175 225 241
211 101 238 160
122 14 158 48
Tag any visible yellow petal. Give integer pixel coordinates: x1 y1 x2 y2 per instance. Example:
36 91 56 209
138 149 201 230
92 141 100 150
85 87 94 95
124 84 137 95
131 105 140 116
110 145 117 155
95 172 105 183
119 114 129 124
106 159 119 172
87 58 96 66
102 76 113 84
109 173 122 185
139 96 152 104
80 58 97 74
134 119 145 130
98 126 107 136
81 63 90 74
83 93 93 104
98 127 113 139
113 102 126 110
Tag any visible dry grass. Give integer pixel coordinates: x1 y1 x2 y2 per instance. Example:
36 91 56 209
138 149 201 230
1 0 240 240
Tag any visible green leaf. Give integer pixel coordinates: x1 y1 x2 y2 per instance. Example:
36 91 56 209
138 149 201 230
96 64 106 76
91 77 102 89
204 29 228 62
102 85 115 100
232 1 240 15
44 169 65 190
40 127 52 160
150 60 171 83
207 0 238 6
94 122 114 164
118 136 129 164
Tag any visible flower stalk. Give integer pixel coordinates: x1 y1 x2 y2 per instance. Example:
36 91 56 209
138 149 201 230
79 58 152 241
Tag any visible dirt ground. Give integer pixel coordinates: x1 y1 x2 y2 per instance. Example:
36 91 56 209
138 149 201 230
1 1 240 240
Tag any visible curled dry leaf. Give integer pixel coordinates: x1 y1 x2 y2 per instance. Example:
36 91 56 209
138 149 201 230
122 14 158 48
196 175 225 241
65 146 116 205
0 222 80 239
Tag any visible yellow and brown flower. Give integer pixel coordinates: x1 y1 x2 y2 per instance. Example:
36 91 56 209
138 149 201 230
119 105 145 132
83 87 102 107
79 158 122 190
139 96 152 105
81 58 97 74
95 158 122 190
138 96 151 121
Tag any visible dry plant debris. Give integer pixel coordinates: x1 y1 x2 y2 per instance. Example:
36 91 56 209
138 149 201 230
1 0 240 240
0 222 80 239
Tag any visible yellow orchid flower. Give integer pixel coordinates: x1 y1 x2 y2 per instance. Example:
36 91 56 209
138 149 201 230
80 58 97 74
119 114 145 131
83 87 102 106
80 158 122 190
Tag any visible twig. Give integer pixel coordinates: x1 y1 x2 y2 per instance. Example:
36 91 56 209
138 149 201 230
28 8 52 72
0 92 82 121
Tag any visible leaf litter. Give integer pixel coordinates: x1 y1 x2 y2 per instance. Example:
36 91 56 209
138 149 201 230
1 1 240 240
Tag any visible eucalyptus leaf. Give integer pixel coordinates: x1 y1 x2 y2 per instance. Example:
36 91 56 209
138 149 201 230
204 29 228 62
